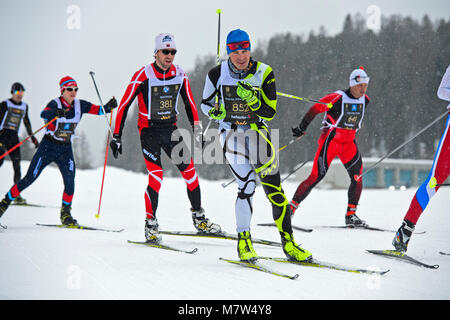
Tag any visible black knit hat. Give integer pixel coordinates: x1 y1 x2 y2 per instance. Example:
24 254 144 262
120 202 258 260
11 82 25 94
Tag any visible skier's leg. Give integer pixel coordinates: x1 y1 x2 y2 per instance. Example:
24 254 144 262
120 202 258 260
55 146 77 225
220 127 256 234
165 128 221 233
394 116 450 251
251 124 312 261
291 131 337 213
9 146 22 184
341 140 365 226
404 117 450 224
0 141 52 217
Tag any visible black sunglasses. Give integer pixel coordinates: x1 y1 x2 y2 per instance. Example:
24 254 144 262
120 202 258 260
65 87 79 92
161 49 177 55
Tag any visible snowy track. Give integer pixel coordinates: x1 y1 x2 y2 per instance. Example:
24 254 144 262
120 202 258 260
1 162 449 299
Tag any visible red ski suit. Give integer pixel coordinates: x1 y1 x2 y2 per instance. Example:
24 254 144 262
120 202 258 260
292 88 370 213
113 62 201 219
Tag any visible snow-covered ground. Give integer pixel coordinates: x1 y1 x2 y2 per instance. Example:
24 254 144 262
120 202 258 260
0 161 449 300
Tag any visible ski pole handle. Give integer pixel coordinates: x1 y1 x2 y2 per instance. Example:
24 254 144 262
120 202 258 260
0 117 57 160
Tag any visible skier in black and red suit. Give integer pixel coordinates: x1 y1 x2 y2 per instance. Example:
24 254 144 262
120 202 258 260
290 66 371 226
109 33 221 244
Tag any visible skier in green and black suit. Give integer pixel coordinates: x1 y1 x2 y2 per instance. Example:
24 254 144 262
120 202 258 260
201 29 312 262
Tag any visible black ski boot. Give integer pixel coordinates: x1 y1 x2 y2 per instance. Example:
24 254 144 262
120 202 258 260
60 204 78 226
13 195 27 205
191 208 221 233
345 204 366 227
392 220 415 252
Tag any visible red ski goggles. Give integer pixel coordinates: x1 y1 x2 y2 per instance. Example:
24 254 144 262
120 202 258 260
227 41 251 52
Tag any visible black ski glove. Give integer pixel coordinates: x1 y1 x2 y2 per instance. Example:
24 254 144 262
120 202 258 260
292 126 306 138
110 134 122 158
30 136 39 148
104 97 118 112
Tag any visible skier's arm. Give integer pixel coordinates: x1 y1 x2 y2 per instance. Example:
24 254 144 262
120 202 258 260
23 105 33 136
201 65 221 117
80 98 117 116
113 68 146 137
297 92 342 132
250 66 277 121
23 105 39 147
40 100 59 121
437 66 450 102
236 64 277 122
0 101 7 126
179 74 200 130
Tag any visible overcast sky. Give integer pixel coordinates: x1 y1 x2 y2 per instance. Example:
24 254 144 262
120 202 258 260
1 0 449 166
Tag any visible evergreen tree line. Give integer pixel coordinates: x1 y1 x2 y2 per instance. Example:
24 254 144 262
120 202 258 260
100 13 449 180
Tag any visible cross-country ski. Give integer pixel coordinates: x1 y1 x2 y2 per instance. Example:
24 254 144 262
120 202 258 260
258 256 390 275
128 240 198 254
367 250 439 269
219 257 299 280
36 223 124 233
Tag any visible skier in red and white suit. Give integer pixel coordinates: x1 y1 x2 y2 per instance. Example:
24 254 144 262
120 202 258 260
110 33 221 243
392 65 450 252
290 67 370 226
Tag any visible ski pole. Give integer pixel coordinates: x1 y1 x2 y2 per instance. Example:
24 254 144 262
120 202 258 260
0 117 57 160
89 71 114 138
252 87 333 108
281 159 309 183
95 109 114 219
221 136 304 188
203 9 222 140
356 110 449 181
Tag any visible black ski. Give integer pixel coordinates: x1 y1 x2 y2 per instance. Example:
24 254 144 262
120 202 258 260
367 249 439 269
128 240 198 254
257 222 313 233
12 202 59 208
439 252 450 256
219 257 299 280
315 225 426 234
0 223 7 230
36 223 124 233
159 230 282 247
258 256 389 275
